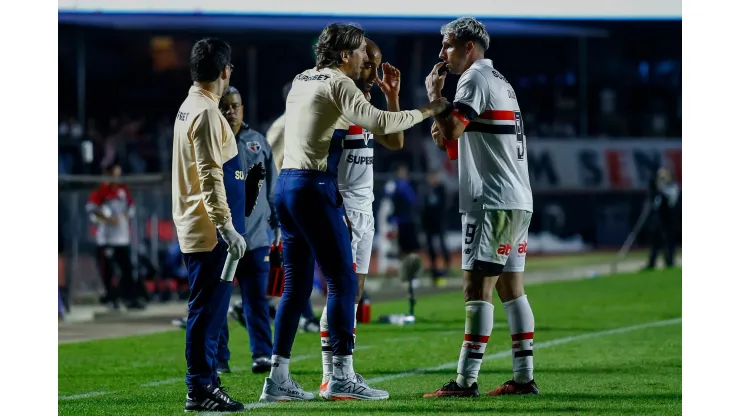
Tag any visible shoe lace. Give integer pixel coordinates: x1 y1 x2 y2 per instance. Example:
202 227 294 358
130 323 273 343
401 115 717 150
288 377 304 390
440 379 459 391
354 373 367 386
212 387 234 404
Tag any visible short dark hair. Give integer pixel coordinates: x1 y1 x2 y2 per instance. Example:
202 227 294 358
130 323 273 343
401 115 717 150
102 161 120 174
314 23 365 70
190 37 232 83
223 86 240 97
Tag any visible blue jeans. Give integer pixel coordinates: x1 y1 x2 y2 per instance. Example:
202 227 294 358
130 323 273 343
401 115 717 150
273 169 356 358
218 246 272 361
183 241 232 390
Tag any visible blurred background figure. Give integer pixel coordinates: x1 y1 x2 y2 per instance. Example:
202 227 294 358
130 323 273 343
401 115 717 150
390 163 423 284
85 162 145 310
422 170 451 286
645 167 680 270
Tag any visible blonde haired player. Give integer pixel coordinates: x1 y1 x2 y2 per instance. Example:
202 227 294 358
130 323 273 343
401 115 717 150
318 38 406 397
423 17 539 398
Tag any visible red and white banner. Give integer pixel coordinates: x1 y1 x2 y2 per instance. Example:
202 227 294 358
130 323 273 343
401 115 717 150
526 139 681 192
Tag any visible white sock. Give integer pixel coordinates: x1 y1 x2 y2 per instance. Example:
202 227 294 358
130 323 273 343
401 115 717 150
269 355 290 383
503 295 535 383
456 301 494 388
320 306 332 383
332 355 355 380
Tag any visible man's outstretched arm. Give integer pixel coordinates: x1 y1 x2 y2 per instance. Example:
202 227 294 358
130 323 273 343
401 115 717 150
332 77 448 135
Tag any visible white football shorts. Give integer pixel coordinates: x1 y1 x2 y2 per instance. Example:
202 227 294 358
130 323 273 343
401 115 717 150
461 209 531 273
345 209 375 275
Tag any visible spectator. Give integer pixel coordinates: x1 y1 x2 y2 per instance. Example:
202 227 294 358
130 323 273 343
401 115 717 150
86 162 146 310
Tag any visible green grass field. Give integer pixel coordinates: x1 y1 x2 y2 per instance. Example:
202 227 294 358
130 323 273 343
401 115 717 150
59 267 682 415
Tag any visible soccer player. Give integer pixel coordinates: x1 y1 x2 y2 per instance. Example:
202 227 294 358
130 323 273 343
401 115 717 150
317 38 406 397
172 37 248 412
215 86 278 375
259 23 448 402
422 17 539 398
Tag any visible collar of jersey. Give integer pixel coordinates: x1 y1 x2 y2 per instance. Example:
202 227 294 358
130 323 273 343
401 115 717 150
472 58 494 70
321 67 348 79
189 86 221 104
236 122 250 136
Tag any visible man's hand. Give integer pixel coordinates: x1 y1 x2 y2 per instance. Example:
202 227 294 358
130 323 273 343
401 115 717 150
272 227 282 245
376 62 401 98
425 62 448 101
431 122 446 151
218 221 247 258
245 162 267 217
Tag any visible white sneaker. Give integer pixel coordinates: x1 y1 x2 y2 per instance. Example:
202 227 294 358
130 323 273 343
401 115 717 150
322 373 389 401
259 377 316 402
298 316 321 333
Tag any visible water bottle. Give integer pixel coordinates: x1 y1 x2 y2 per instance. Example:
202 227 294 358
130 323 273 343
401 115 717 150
357 293 372 324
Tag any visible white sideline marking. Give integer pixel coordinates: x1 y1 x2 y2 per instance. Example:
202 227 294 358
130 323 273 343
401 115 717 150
365 317 682 384
243 317 682 411
58 318 678 405
58 346 374 401
58 392 109 401
138 353 317 388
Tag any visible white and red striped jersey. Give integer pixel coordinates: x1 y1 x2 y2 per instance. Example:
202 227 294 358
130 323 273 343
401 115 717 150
338 123 374 214
451 59 533 213
86 183 136 246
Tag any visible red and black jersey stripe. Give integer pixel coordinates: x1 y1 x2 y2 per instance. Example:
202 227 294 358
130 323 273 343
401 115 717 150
464 109 517 135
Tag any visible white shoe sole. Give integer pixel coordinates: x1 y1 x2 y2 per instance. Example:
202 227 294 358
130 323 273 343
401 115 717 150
323 391 390 401
259 392 315 402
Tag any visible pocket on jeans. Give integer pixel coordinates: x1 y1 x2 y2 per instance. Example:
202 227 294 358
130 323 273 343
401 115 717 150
335 185 344 209
323 180 343 209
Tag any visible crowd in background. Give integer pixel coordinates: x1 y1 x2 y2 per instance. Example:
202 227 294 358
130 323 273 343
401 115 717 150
58 21 680 176
58 82 680 175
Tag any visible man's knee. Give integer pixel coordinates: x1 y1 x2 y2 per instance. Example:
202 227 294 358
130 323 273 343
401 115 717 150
463 261 503 303
496 271 525 302
324 265 358 297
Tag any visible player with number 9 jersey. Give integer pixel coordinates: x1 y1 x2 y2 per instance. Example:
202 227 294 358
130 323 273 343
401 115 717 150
452 58 533 273
453 59 532 214
424 17 539 399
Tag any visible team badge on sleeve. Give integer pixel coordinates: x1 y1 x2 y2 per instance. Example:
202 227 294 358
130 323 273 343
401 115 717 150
246 141 262 153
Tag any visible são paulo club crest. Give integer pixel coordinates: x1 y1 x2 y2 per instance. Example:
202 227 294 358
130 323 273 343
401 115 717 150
246 141 261 153
362 130 371 146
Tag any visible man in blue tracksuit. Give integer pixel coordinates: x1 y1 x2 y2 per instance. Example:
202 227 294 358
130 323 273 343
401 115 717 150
216 86 278 374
